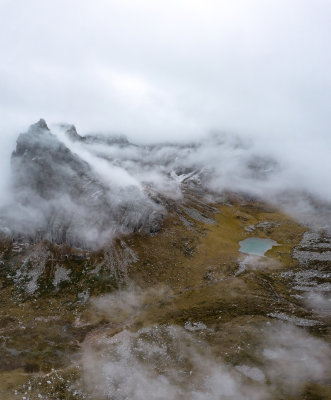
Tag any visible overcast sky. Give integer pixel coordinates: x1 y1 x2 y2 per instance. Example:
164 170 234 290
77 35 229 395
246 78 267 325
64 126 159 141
1 0 331 199
1 0 330 140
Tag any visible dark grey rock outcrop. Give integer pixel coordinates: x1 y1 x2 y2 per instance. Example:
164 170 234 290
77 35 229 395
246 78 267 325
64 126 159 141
2 120 164 248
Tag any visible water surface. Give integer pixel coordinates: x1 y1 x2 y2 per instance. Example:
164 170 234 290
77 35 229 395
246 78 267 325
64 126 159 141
239 237 278 256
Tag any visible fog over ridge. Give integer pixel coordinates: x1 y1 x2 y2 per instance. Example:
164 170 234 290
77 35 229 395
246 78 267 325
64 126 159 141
1 1 331 225
0 118 330 249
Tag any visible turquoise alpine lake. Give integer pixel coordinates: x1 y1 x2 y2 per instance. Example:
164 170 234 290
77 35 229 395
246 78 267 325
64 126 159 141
239 237 278 256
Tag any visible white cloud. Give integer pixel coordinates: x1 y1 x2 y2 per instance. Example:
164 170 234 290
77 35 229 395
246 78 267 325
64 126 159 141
1 0 331 232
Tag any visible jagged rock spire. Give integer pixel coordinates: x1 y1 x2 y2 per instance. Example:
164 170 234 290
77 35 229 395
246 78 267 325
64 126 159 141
29 118 50 131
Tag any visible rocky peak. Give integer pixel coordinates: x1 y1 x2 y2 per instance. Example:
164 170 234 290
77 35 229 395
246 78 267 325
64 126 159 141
29 118 49 132
63 124 83 142
4 120 165 248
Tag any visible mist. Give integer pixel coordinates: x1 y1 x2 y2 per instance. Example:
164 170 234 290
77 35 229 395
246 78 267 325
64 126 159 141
1 1 331 236
79 288 331 400
1 3 331 398
0 118 330 247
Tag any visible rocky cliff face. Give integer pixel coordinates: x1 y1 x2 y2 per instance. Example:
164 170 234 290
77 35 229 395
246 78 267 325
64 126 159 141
4 120 165 248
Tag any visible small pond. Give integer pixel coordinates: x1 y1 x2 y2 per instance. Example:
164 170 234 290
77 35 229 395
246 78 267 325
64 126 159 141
239 237 278 256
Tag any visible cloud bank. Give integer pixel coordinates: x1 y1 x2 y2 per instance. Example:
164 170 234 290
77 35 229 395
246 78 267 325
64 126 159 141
1 1 331 242
1 119 330 248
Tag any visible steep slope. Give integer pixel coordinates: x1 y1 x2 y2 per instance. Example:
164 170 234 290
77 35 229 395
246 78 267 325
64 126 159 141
0 121 330 399
0 190 330 399
1 120 164 248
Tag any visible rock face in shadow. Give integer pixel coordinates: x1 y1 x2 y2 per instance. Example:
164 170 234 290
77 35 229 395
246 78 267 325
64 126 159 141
5 120 164 248
12 119 105 202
